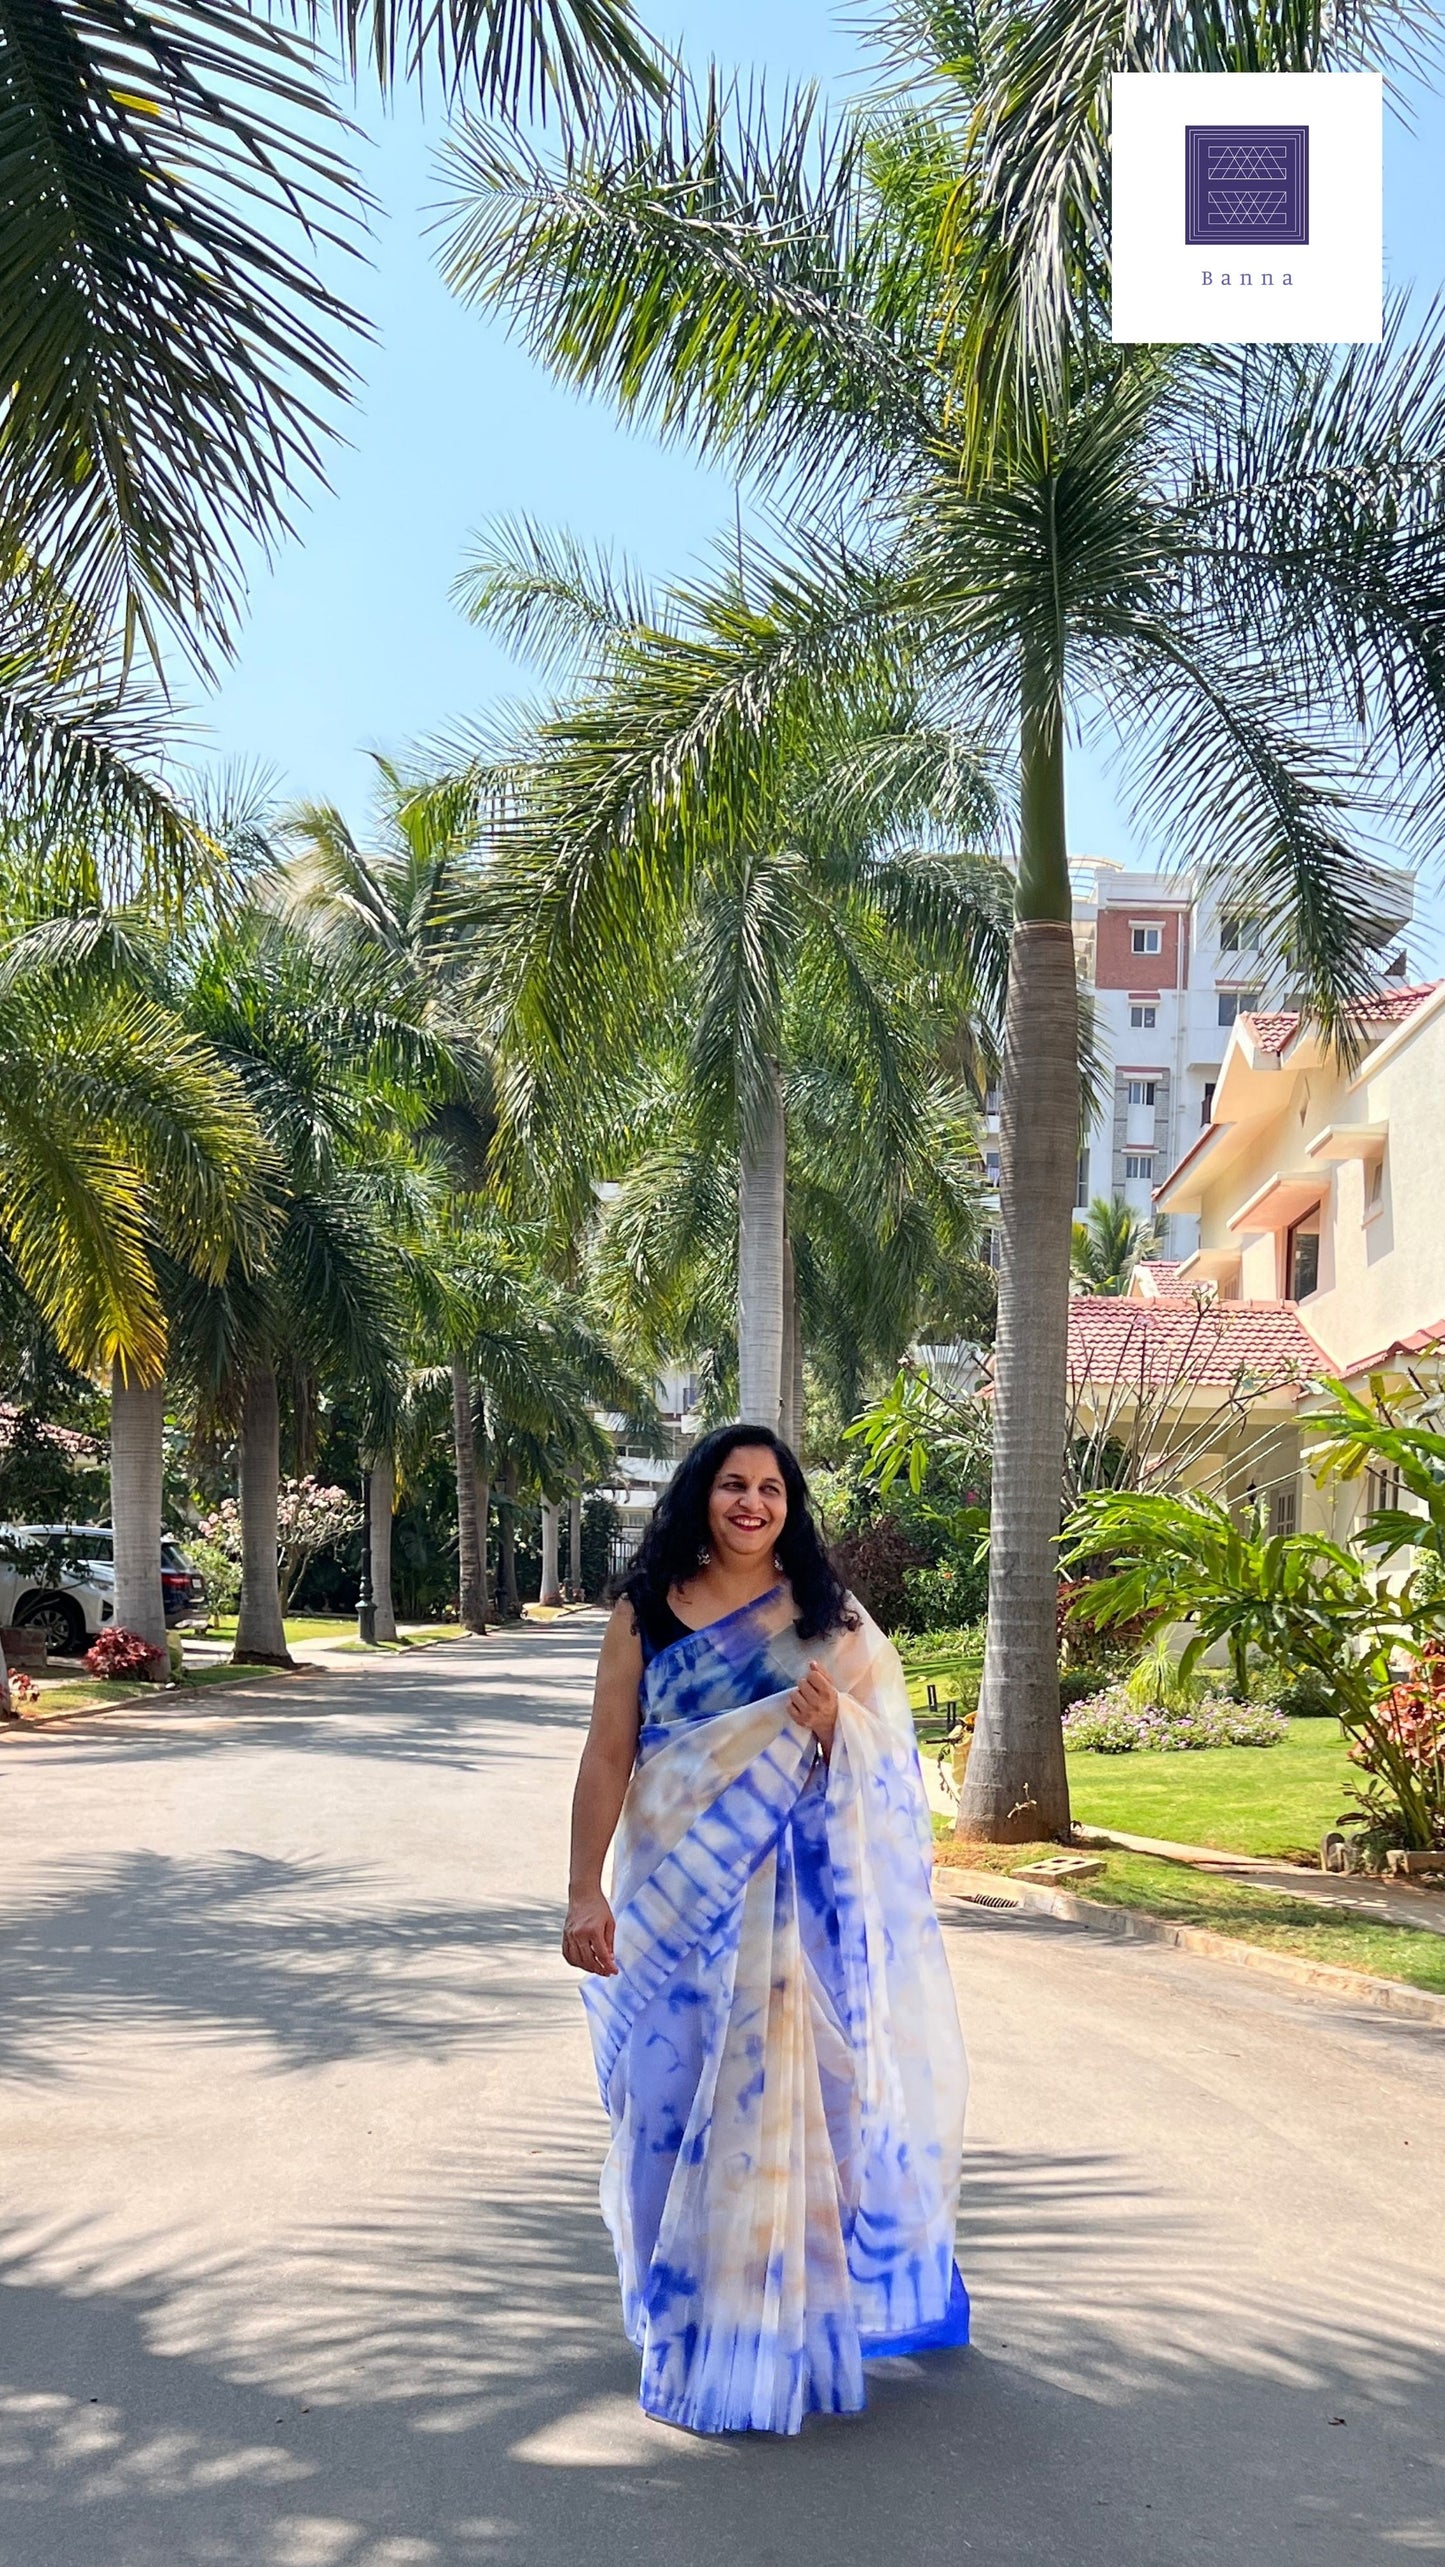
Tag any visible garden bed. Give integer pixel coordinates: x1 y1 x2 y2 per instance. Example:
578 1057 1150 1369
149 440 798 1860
931 1830 1445 1995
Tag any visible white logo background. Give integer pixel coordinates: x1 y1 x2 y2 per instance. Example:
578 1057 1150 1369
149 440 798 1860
1111 72 1382 345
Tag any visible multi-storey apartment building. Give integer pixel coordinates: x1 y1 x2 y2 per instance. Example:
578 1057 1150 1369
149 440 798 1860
1068 858 1415 1256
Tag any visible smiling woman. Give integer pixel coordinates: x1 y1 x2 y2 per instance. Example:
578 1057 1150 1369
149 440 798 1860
561 1422 969 2436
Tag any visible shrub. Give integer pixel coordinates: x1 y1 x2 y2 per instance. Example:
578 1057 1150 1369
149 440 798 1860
1 1667 39 1714
1063 1688 1287 1754
1344 1647 1445 1855
830 1516 928 1631
1254 1663 1339 1719
84 1626 164 1680
185 1534 240 1616
900 1550 988 1632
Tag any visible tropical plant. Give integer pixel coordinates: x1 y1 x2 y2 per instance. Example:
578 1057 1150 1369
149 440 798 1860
1061 1690 1285 1754
0 891 271 1651
1307 1367 1445 1566
448 10 1445 1841
448 519 1007 1429
1 0 662 680
199 1477 364 1613
1071 1194 1161 1296
1063 1487 1445 1851
84 1624 163 1680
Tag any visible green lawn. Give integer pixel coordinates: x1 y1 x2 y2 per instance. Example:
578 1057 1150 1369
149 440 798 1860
209 1613 359 1644
14 1662 272 1718
332 1626 460 1653
931 1832 1445 1996
1065 1720 1353 1861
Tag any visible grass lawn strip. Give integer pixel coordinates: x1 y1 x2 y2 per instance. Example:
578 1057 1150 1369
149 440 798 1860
932 1830 1445 1996
1063 1721 1354 1862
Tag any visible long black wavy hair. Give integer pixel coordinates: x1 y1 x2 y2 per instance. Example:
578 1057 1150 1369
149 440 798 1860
616 1423 858 1643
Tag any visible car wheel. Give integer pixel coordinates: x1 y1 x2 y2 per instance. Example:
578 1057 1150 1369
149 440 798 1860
15 1593 87 1658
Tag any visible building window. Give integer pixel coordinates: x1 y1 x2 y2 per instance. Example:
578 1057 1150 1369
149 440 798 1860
1286 1207 1321 1300
1124 1152 1154 1181
982 1226 1000 1272
1131 922 1163 955
1076 1150 1090 1209
1217 988 1261 1027
984 1150 1001 1187
1365 1461 1402 1515
1200 1079 1216 1127
1269 1485 1299 1537
984 1084 1000 1117
1365 1154 1385 1215
1126 1078 1157 1107
1221 914 1260 952
1129 1003 1157 1030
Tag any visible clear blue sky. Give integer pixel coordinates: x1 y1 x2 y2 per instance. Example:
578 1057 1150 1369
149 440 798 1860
202 11 1445 960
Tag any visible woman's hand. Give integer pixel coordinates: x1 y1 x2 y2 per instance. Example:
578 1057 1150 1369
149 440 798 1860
563 1886 619 1976
787 1659 839 1759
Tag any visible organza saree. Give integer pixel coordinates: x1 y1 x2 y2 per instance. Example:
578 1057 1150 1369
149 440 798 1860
580 1582 968 2436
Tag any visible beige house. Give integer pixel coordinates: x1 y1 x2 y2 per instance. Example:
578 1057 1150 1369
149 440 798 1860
1151 982 1445 1534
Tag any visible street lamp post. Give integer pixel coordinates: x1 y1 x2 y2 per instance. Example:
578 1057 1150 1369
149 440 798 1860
357 1465 376 1646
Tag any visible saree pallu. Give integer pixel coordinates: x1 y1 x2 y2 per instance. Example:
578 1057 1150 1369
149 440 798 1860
581 1583 968 2436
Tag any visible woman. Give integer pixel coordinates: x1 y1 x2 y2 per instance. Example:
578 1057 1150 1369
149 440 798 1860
564 1422 968 2436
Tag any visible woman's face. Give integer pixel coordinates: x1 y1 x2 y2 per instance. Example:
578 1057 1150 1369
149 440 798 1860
706 1444 789 1569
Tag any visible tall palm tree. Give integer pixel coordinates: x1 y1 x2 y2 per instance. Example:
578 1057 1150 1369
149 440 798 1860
1070 1196 1161 1298
453 520 1007 1429
176 920 452 1663
283 760 502 1628
448 25 1445 1836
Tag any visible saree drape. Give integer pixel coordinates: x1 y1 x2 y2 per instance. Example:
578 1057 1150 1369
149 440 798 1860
581 1583 968 2436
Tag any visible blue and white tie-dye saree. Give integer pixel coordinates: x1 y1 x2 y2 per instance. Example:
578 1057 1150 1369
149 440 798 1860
580 1581 968 2436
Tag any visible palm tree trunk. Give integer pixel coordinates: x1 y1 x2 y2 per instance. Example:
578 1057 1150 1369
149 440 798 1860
110 1364 168 1656
370 1447 398 1643
451 1352 487 1633
779 1232 797 1447
475 1467 492 1613
790 1259 805 1458
234 1366 293 1666
959 663 1074 1843
498 1459 520 1615
568 1485 583 1594
737 1059 786 1429
540 1497 562 1604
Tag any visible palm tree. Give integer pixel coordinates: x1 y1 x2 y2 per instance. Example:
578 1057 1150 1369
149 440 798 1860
452 521 1007 1430
1 0 662 680
1070 1196 1161 1298
175 919 453 1663
0 902 268 1653
283 761 502 1630
448 25 1445 1836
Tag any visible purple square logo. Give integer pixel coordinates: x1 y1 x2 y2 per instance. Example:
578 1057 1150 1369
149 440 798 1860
1185 125 1309 246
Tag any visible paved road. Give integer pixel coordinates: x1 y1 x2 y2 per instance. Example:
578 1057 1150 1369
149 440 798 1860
2 1626 1442 2567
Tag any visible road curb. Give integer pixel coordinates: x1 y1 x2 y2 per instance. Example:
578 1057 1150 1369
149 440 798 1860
932 1862 1445 2029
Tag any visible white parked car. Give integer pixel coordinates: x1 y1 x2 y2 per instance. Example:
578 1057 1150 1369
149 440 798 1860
0 1526 208 1658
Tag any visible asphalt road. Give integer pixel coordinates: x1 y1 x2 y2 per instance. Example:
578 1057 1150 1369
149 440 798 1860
2 1624 1442 2567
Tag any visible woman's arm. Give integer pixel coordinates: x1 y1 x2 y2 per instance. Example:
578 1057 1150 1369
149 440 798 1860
562 1601 643 1977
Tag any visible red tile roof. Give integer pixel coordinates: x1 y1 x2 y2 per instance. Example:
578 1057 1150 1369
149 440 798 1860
1243 982 1441 1059
0 1405 101 1459
1128 1260 1184 1298
1067 1296 1327 1389
1341 1321 1445 1378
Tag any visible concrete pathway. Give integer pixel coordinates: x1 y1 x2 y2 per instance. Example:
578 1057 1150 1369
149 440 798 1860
2 1626 1442 2567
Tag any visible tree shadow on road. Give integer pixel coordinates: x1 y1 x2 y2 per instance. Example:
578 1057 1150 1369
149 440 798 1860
3 2094 1442 2567
0 1849 570 2085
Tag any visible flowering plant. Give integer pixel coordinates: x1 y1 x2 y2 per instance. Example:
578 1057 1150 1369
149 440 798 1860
84 1626 164 1680
1345 1646 1445 1852
199 1477 363 1612
1 1668 39 1714
1063 1689 1286 1754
